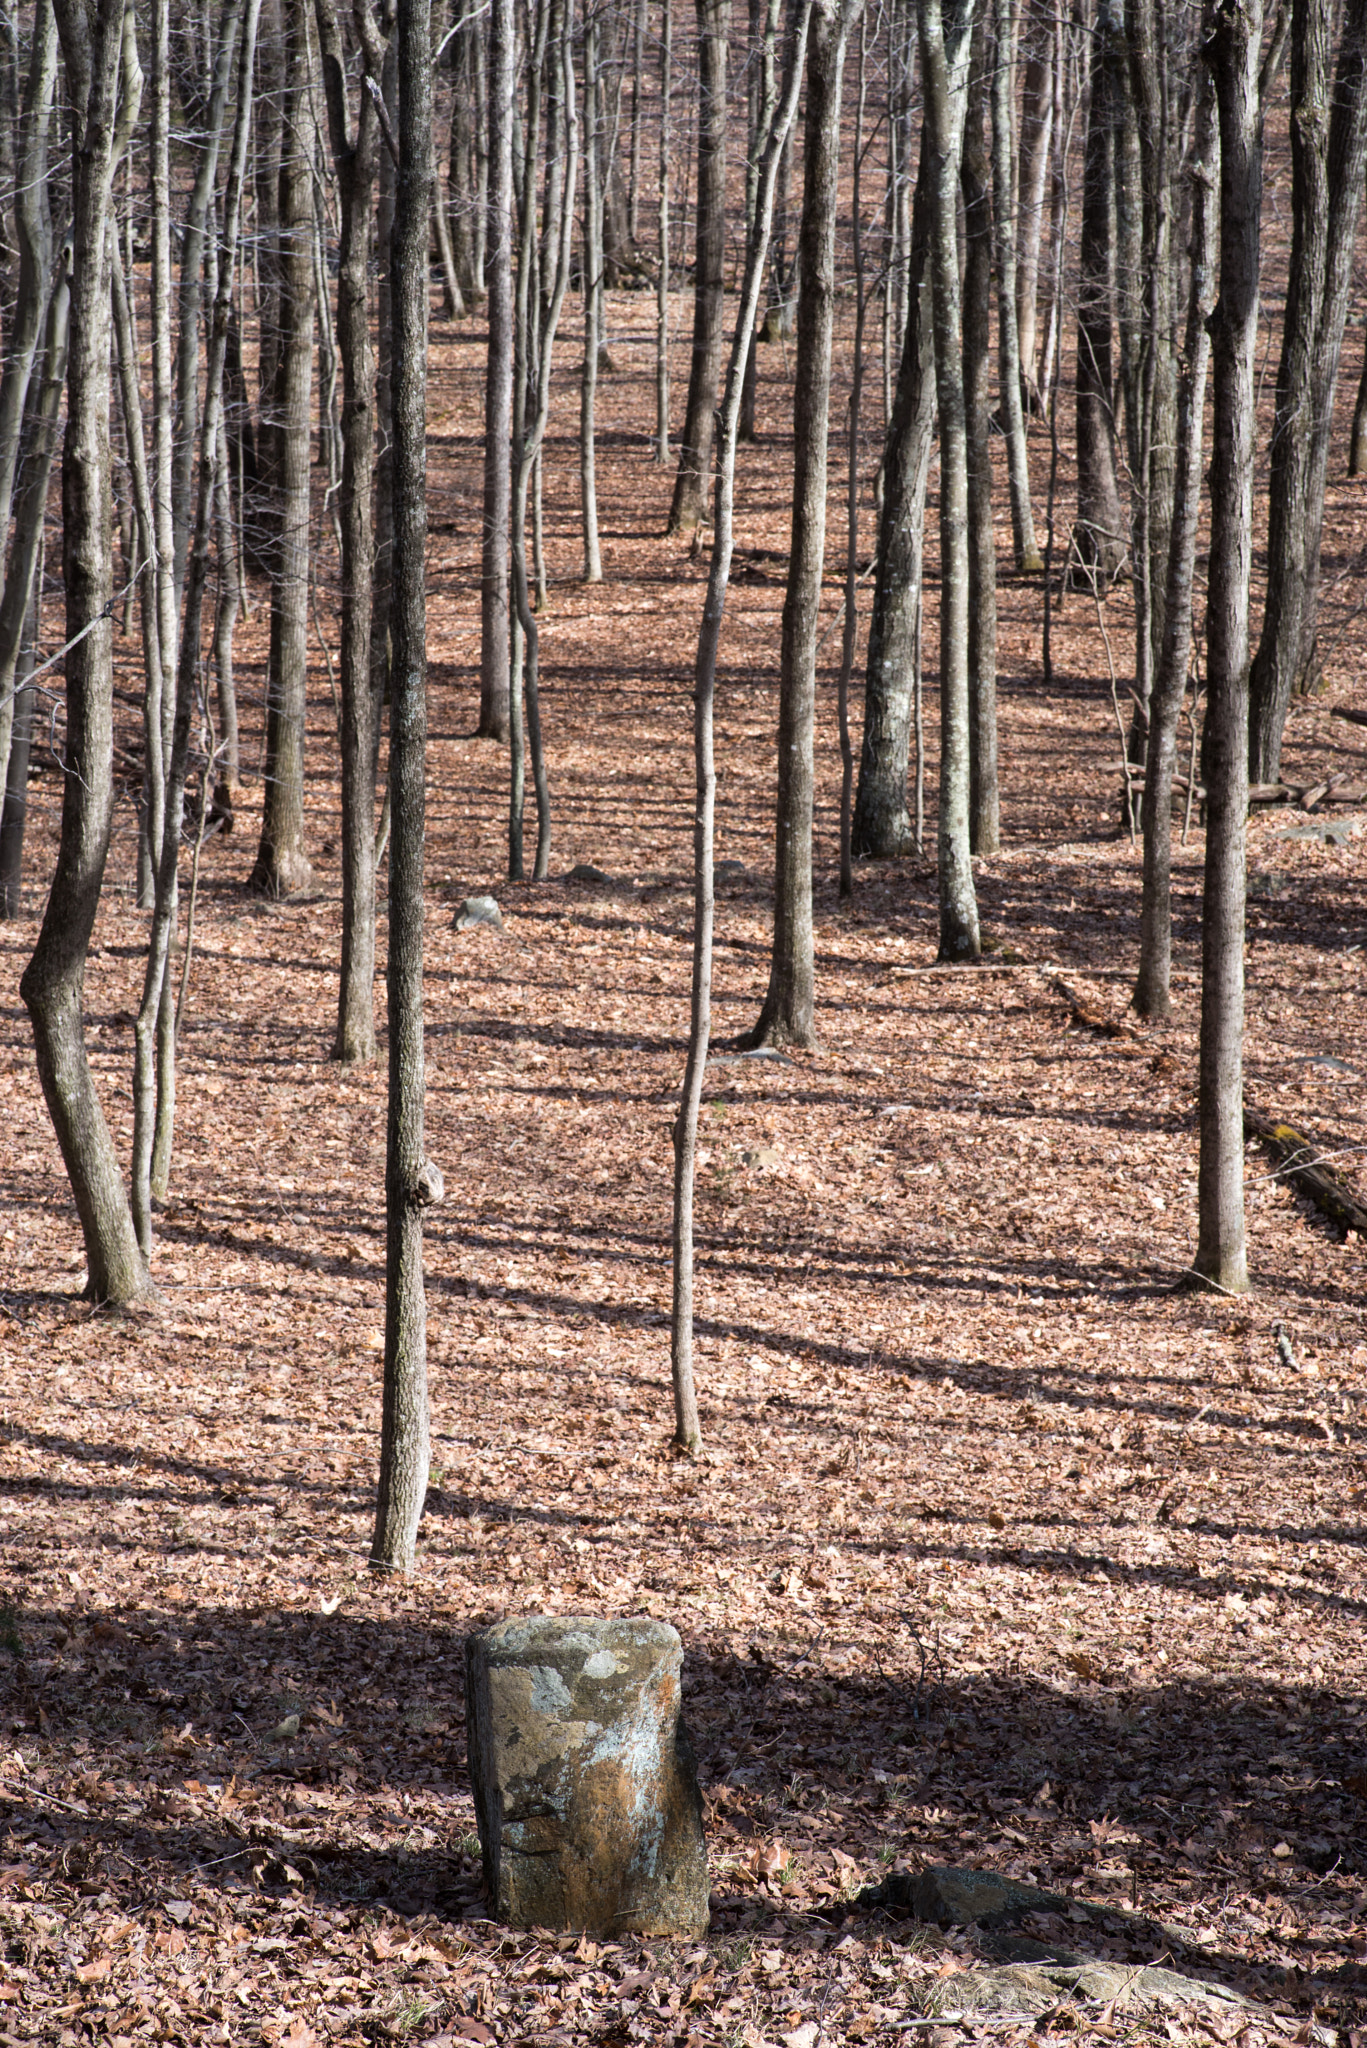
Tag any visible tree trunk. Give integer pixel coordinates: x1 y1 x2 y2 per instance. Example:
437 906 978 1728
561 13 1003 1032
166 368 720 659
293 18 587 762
580 7 604 582
317 0 387 1063
1134 78 1216 1020
990 0 1042 570
745 0 858 1048
962 14 998 855
1194 0 1261 1297
1014 0 1052 393
656 0 672 460
921 0 980 961
836 7 869 898
20 0 152 1306
1072 0 1126 590
666 0 729 534
250 0 315 897
0 578 38 917
372 0 434 1577
478 0 514 738
1247 0 1367 783
0 250 68 807
852 129 933 859
0 0 57 545
671 0 811 1453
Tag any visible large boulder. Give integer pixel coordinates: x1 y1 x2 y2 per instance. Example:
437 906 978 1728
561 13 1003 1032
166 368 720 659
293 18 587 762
465 1616 709 1936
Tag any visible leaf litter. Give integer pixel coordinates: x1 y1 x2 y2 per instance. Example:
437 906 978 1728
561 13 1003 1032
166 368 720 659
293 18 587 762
0 283 1365 2048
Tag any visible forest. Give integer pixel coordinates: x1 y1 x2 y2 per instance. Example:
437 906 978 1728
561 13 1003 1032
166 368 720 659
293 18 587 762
0 0 1365 2037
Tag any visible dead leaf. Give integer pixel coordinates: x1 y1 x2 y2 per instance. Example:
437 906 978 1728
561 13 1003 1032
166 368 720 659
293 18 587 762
75 1956 111 1983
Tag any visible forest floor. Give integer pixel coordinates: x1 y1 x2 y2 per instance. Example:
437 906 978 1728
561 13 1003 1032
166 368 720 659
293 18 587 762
1 278 1366 2048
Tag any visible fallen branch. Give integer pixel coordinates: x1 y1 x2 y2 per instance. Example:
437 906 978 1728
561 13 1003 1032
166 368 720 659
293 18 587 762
1244 1105 1367 1239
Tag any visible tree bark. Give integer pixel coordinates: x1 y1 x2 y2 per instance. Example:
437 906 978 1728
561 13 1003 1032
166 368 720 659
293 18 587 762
1247 0 1367 783
745 0 859 1048
20 0 152 1305
0 0 57 545
1014 0 1053 392
1072 0 1127 590
655 0 672 460
962 13 998 855
1194 0 1261 1296
921 0 980 961
580 6 604 582
1134 78 1216 1020
317 0 387 1062
250 0 316 897
672 0 811 1453
478 0 514 738
666 0 729 534
852 129 933 859
372 0 434 1576
990 0 1043 570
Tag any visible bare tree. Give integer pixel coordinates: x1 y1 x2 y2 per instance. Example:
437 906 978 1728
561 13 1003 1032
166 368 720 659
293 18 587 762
1073 0 1127 591
962 13 998 855
373 0 437 1575
920 0 980 961
990 0 1042 570
1193 0 1262 1296
745 0 862 1048
666 0 729 534
20 0 152 1304
478 0 514 738
671 0 811 1454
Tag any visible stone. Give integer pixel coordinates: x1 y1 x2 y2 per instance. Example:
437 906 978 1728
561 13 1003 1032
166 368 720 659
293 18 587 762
465 1615 708 1936
454 895 502 931
565 863 616 887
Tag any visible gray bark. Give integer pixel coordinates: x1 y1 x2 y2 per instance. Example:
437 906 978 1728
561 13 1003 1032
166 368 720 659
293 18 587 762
921 0 980 961
1247 0 1367 782
745 0 859 1048
1014 0 1052 391
372 0 434 1577
478 0 514 738
990 0 1042 570
580 7 603 583
962 15 998 855
0 0 57 544
1194 0 1261 1297
1072 0 1127 590
20 0 152 1305
666 0 729 534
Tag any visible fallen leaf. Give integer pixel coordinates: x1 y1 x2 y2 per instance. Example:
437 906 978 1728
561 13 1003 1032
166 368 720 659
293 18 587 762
781 2025 820 2048
319 1594 342 1616
270 1713 301 1741
164 1901 192 1926
74 1956 111 1983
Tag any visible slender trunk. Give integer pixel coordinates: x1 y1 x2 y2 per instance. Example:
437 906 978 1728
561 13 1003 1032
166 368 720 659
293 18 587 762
655 0 672 460
0 0 57 542
666 0 729 533
249 0 316 896
852 129 933 859
991 0 1042 569
478 0 514 737
738 0 779 441
921 0 980 961
0 573 39 917
372 0 435 1577
1247 0 1367 782
1194 0 1261 1297
836 8 868 900
671 0 811 1454
745 0 859 1048
1014 0 1052 391
0 251 69 804
1073 0 1126 590
1134 78 1216 1020
211 403 241 786
629 0 645 244
20 0 152 1305
962 12 998 855
580 7 603 581
317 0 387 1061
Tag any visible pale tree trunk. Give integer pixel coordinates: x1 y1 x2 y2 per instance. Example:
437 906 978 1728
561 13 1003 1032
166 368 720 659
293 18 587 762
1247 0 1367 783
133 0 260 1248
0 250 68 817
962 13 998 855
1073 0 1127 590
317 0 388 1063
745 0 860 1049
1014 0 1052 393
250 0 316 897
835 6 869 898
671 0 811 1454
852 128 933 859
373 0 435 1577
1134 78 1216 1020
921 0 980 961
655 0 671 459
20 0 152 1305
0 0 57 545
478 0 514 738
1194 0 1262 1297
0 576 40 916
580 6 604 582
990 0 1042 569
738 0 779 442
666 0 729 534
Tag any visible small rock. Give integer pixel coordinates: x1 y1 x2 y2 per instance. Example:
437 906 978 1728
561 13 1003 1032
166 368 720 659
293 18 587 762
565 863 615 886
741 1147 783 1170
466 1615 708 1936
454 895 503 931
